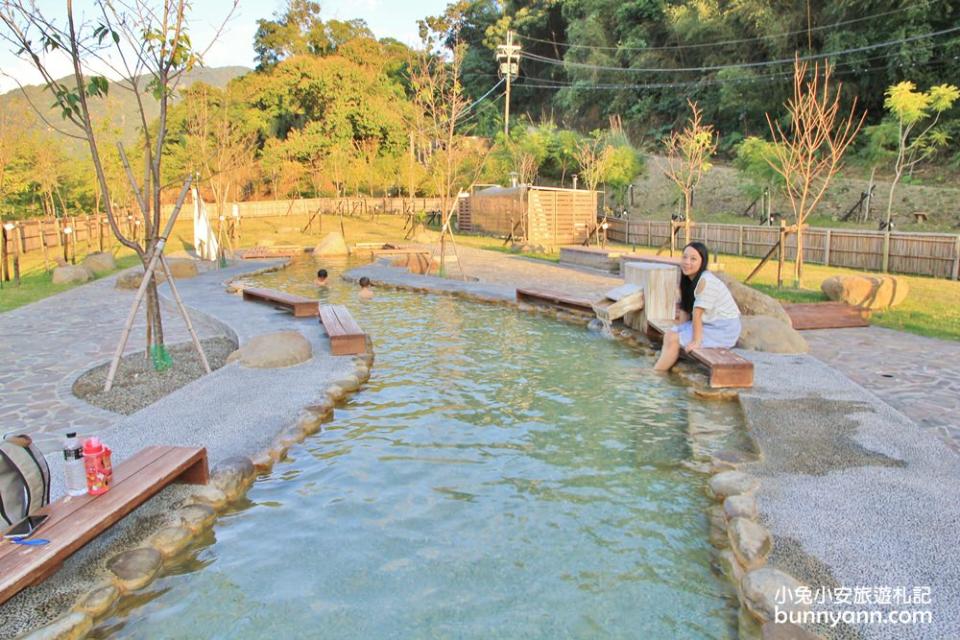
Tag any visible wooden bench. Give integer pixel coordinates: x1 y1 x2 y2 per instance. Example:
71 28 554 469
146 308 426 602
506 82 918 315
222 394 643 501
516 287 597 315
242 287 319 318
0 446 208 606
319 304 367 355
647 318 754 388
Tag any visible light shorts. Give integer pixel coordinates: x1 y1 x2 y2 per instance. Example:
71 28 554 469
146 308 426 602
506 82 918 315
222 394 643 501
670 317 741 349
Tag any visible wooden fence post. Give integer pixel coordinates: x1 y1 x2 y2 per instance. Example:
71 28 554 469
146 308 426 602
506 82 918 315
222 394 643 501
38 220 49 271
824 229 832 266
647 221 652 247
953 235 960 281
98 215 104 253
738 225 744 256
882 230 891 273
54 217 63 247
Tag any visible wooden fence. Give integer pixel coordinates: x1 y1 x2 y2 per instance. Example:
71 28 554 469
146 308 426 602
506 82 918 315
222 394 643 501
161 196 446 219
605 218 960 280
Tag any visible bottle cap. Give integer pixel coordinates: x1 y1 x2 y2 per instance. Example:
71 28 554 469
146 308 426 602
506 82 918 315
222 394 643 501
83 437 104 454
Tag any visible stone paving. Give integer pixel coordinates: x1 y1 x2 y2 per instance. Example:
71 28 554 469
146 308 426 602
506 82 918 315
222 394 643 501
0 267 229 453
803 327 960 454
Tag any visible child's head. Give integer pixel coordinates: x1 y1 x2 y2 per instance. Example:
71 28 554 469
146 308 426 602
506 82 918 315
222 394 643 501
359 276 371 288
316 269 328 282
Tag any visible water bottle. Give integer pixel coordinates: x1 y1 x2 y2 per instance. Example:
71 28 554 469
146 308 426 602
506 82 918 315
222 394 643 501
63 432 87 497
82 437 110 495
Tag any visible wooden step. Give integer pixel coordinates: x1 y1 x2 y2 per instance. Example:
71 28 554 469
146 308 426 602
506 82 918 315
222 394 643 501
782 302 869 330
516 288 597 314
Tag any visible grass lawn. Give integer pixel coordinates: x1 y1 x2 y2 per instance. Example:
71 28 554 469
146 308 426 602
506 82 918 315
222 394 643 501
3 212 958 342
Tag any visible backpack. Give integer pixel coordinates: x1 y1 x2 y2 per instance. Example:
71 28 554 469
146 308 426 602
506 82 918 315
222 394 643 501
0 435 51 528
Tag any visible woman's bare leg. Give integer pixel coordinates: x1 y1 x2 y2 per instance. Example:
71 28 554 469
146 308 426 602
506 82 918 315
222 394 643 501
654 331 681 371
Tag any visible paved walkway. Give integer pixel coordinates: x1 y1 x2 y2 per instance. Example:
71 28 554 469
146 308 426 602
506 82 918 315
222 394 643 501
803 327 960 454
0 268 228 453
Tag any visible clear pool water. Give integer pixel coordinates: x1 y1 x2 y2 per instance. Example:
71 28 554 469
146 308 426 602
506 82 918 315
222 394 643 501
91 258 743 639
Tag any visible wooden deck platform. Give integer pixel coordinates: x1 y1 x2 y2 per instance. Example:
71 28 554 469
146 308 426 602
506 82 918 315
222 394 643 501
516 287 597 315
242 287 319 318
782 302 870 330
0 446 208 606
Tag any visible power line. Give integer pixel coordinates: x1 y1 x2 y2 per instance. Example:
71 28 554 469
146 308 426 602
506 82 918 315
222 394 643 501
519 25 960 74
514 0 945 53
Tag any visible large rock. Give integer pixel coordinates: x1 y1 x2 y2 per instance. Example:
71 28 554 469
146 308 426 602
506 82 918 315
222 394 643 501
227 331 312 368
821 274 908 310
741 568 808 623
708 471 759 500
81 251 116 275
211 456 256 501
20 612 92 640
728 517 773 570
737 316 808 354
74 584 119 617
115 269 166 290
52 264 93 285
716 272 792 325
313 232 350 257
107 548 163 591
165 257 200 279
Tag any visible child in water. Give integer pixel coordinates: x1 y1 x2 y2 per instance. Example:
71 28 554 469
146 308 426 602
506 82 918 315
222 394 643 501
358 276 374 299
315 269 328 287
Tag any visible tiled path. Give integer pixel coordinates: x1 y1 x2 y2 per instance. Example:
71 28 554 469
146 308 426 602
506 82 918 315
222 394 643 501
803 326 960 454
0 269 228 452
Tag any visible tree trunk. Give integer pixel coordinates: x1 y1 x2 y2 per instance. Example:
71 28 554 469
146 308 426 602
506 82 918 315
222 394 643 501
794 227 803 288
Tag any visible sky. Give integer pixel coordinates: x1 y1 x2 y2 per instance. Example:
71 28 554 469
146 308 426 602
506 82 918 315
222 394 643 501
0 0 451 94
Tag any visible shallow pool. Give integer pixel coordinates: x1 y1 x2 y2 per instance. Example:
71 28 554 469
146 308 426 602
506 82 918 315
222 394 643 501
91 258 743 639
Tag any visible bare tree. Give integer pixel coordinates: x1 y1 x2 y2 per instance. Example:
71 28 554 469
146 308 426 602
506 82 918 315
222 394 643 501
765 58 864 287
661 100 717 246
0 0 236 353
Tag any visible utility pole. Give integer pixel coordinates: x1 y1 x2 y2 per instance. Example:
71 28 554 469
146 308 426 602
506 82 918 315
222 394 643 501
497 30 520 137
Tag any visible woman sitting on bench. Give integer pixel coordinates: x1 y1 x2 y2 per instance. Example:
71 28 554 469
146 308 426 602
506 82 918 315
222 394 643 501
654 242 741 371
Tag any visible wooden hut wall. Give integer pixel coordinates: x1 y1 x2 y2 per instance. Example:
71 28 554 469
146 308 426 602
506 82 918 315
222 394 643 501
464 191 525 235
527 189 598 246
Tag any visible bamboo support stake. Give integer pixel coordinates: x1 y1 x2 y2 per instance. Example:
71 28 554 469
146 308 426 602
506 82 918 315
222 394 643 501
157 253 211 374
104 178 193 392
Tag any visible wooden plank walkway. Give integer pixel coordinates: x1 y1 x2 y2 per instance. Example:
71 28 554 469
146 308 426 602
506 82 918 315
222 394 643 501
242 287 319 318
319 304 367 355
515 287 597 314
783 302 869 330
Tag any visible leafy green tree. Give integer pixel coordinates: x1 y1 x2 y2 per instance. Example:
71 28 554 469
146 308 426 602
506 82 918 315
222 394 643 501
882 81 960 227
734 136 785 202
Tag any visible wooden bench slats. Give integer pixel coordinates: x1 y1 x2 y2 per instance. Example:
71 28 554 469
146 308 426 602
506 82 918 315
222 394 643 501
319 304 367 356
782 302 869 330
0 446 208 605
242 287 319 318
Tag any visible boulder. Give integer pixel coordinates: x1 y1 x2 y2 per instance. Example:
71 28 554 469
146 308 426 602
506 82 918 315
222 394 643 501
165 257 199 279
715 273 792 326
728 517 772 570
313 232 350 257
821 274 908 310
107 548 162 591
227 331 312 368
177 504 217 533
737 316 808 354
52 264 93 285
211 456 256 500
148 526 194 558
741 568 808 623
724 493 759 520
708 471 759 500
74 584 119 617
81 251 116 275
115 269 166 290
20 612 92 640
187 485 228 510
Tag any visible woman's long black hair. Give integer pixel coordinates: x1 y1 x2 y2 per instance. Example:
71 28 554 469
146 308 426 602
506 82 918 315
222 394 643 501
679 242 709 314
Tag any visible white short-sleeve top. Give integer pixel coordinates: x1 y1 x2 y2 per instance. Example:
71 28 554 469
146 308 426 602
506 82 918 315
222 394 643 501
693 271 741 323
